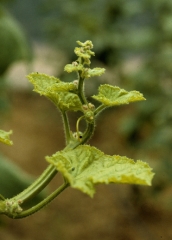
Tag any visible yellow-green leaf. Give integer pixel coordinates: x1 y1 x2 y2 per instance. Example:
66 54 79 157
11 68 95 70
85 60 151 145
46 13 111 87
46 145 154 197
74 47 94 59
27 72 82 111
27 72 60 95
49 91 83 111
49 82 77 92
64 63 83 73
0 130 13 145
92 84 145 106
85 67 105 78
76 40 93 49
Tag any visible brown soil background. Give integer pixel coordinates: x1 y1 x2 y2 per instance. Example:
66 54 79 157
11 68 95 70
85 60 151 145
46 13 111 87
0 91 172 240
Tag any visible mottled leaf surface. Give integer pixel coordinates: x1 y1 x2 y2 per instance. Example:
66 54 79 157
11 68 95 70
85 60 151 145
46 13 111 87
92 84 145 106
27 73 60 95
47 145 154 197
49 91 83 111
27 72 82 111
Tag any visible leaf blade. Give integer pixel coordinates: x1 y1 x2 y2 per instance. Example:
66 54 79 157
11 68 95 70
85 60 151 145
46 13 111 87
46 145 154 197
27 72 60 95
92 84 145 106
85 68 105 78
27 72 83 111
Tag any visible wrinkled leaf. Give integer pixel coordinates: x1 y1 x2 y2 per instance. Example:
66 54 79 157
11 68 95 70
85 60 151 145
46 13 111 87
46 145 154 197
27 72 82 111
27 72 60 95
49 91 83 111
0 130 13 145
92 84 145 106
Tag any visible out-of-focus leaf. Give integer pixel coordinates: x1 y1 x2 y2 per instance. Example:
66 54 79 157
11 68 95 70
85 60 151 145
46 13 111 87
74 47 92 59
0 154 46 205
46 145 154 197
0 5 31 75
0 129 12 145
92 84 145 107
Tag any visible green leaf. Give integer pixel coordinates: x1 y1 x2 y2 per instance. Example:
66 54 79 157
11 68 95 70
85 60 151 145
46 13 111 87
92 84 145 106
76 40 93 49
0 130 13 145
27 72 82 111
85 67 105 78
49 91 83 111
64 63 83 73
46 145 154 197
74 47 94 59
49 82 77 92
27 72 60 95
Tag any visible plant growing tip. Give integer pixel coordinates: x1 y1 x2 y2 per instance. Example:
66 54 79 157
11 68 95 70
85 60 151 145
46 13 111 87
0 40 154 219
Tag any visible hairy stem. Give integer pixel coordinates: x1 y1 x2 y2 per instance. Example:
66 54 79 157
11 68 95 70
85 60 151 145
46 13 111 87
81 121 95 144
61 110 71 145
77 74 87 105
67 120 95 150
8 182 69 219
94 104 107 117
14 164 57 203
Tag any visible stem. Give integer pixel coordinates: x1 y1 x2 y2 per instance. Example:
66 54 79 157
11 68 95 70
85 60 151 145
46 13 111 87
94 104 107 117
9 182 69 219
67 120 96 150
81 121 95 145
76 116 84 137
77 74 87 104
14 164 57 203
61 110 71 145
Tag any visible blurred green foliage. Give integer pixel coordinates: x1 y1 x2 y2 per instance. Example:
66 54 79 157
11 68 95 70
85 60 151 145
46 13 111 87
0 3 31 115
0 4 31 75
0 3 34 207
0 153 46 208
40 0 159 63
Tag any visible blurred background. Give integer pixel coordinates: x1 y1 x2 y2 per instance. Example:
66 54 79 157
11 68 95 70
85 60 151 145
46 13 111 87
0 0 172 239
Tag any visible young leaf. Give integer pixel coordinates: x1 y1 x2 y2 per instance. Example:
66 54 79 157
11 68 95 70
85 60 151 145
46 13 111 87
49 82 77 92
49 92 83 111
85 68 105 78
0 130 13 145
76 40 93 49
27 72 83 111
27 72 60 95
74 47 94 59
92 84 145 106
64 63 83 73
46 145 154 197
